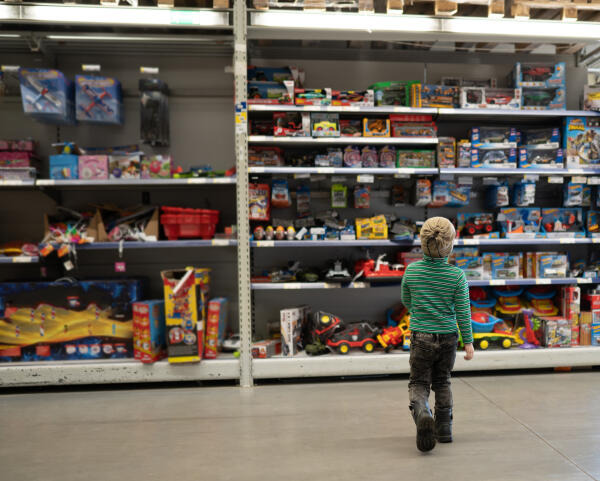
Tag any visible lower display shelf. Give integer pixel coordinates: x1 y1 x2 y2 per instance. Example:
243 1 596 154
0 256 39 264
252 347 600 379
74 239 237 249
0 356 240 387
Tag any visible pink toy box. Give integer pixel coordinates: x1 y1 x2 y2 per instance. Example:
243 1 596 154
78 155 109 180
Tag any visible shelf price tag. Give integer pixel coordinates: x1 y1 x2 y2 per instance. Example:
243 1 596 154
211 239 230 246
482 177 499 185
357 174 374 183
440 173 454 181
458 176 473 185
523 174 540 182
1 65 20 73
316 168 335 174
463 239 480 245
559 238 576 244
294 173 310 179
572 176 587 184
283 283 302 289
12 257 32 264
256 240 274 247
536 279 552 285
588 177 600 185
394 173 411 179
489 280 506 286
82 64 101 72
1 180 23 186
349 282 368 289
578 278 593 284
249 167 265 174
593 238 600 244
547 176 564 184
140 66 159 74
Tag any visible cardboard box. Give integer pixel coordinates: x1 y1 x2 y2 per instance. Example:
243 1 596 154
204 297 227 359
584 292 600 310
580 311 592 325
109 154 140 179
571 324 580 346
541 318 572 348
50 154 78 179
563 116 600 168
560 286 580 321
592 323 600 346
141 155 172 179
161 267 210 363
133 300 166 363
252 339 282 359
280 305 310 356
580 323 591 345
78 155 108 180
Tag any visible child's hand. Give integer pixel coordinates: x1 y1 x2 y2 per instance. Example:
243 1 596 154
464 343 475 361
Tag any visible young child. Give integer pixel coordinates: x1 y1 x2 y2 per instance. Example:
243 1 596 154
401 216 474 452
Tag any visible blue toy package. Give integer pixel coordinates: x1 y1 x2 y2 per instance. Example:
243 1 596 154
541 208 585 238
491 254 520 279
485 183 510 209
50 154 78 179
75 75 123 125
588 211 600 237
522 87 566 111
563 117 600 168
518 147 564 169
470 127 518 148
538 254 569 278
430 181 470 207
471 147 517 168
511 182 536 207
513 62 566 89
563 182 586 207
496 207 541 238
19 68 75 124
519 127 560 148
455 256 485 280
457 213 499 238
248 80 294 105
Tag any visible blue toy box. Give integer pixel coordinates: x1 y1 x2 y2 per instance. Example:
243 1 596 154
513 62 566 89
75 75 123 125
19 68 75 124
518 147 564 169
491 254 520 279
592 323 600 346
563 117 600 168
49 154 78 179
541 208 586 238
519 127 560 148
429 181 470 207
538 254 569 278
471 127 518 148
522 87 566 111
497 207 541 239
248 80 294 105
471 147 517 168
588 211 600 237
455 256 485 280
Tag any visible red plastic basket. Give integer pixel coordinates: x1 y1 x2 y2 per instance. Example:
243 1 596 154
160 207 220 240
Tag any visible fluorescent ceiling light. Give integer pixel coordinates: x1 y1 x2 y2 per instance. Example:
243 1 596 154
0 33 20 38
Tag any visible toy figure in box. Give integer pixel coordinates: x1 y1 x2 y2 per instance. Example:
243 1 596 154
311 113 340 137
133 300 166 363
75 75 123 125
563 117 600 168
274 112 310 136
249 183 270 221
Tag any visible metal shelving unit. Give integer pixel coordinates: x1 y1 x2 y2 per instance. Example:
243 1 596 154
0 256 39 264
36 178 236 187
248 135 438 145
248 166 438 175
440 168 600 176
250 238 599 247
74 240 237 249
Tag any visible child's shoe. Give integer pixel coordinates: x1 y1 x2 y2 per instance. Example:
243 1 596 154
411 404 436 452
435 408 453 443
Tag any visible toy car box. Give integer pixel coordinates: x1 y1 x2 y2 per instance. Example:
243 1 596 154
411 84 459 108
541 208 585 238
497 207 541 239
457 212 498 239
248 66 298 83
491 254 520 279
363 118 390 137
140 155 171 179
331 89 374 107
519 127 560 148
78 155 109 180
294 88 332 106
583 86 600 112
539 254 568 278
368 80 418 106
109 154 141 179
457 140 472 167
513 62 566 89
50 154 78 179
133 300 166 364
340 119 362 137
518 147 564 169
0 167 36 181
397 149 435 168
563 116 600 168
19 68 75 124
540 318 571 347
0 151 37 168
460 87 521 110
274 112 310 137
248 80 294 105
471 147 517 168
455 256 485 280
512 181 536 207
311 113 340 137
355 215 388 240
161 267 210 364
390 114 437 137
522 87 566 110
563 181 588 207
280 305 310 356
75 75 123 125
379 145 396 167
252 339 282 358
592 322 600 346
588 211 600 237
437 137 455 167
204 297 227 359
248 146 284 167
430 181 470 207
471 127 518 148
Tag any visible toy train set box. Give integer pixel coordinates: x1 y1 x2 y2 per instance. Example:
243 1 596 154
563 117 600 168
0 279 142 362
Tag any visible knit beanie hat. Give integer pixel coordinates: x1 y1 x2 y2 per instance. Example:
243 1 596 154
420 217 455 258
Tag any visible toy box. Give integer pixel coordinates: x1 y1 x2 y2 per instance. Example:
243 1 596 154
437 137 455 167
540 318 571 347
379 146 396 168
50 154 78 179
563 116 600 168
311 113 340 137
295 88 332 106
204 297 227 359
520 128 560 148
78 155 108 180
249 146 284 167
356 215 388 240
161 267 210 363
140 155 171 179
414 179 432 206
456 256 485 280
491 254 520 279
133 300 166 364
411 84 459 108
592 323 600 346
281 305 310 356
522 88 566 110
0 167 36 181
249 183 270 221
274 112 310 137
471 127 518 148
497 207 541 239
343 146 361 168
331 89 374 107
19 68 75 124
583 86 600 112
513 62 566 89
457 140 472 167
485 183 510 209
397 149 435 168
390 114 437 137
248 80 294 105
0 151 37 168
518 147 564 169
457 212 497 238
368 80 418 106
75 75 123 125
248 66 298 83
511 180 535 208
109 154 140 179
541 208 585 238
340 119 362 137
471 147 517 168
0 139 36 151
361 146 378 168
252 339 282 358
563 182 587 207
363 118 390 137
460 87 521 110
560 285 580 322
430 181 470 207
539 254 568 278
588 211 600 237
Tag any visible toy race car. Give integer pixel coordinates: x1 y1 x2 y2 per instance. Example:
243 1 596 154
327 322 379 354
323 260 352 283
463 216 494 236
354 254 405 282
482 150 508 164
522 66 552 82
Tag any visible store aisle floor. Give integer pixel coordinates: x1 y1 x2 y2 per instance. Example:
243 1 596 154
1 371 599 481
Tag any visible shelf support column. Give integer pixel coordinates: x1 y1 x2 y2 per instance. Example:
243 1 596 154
233 0 253 388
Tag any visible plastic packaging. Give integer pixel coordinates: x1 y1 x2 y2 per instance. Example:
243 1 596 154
139 78 169 147
249 183 270 221
271 179 291 208
354 185 371 209
331 184 348 208
296 185 311 218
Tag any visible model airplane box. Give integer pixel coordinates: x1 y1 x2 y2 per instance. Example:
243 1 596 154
133 300 166 363
280 305 310 356
161 268 210 363
19 68 75 124
204 298 227 359
75 75 123 125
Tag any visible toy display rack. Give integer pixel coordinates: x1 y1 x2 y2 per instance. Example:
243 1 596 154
0 0 231 8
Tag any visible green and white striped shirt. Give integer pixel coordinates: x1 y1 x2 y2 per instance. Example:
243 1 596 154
401 254 473 344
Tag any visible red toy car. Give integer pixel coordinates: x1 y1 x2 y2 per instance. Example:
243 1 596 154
486 94 513 105
522 67 552 82
354 254 405 282
463 216 493 236
327 322 379 354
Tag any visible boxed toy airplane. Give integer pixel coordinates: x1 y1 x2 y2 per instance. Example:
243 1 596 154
19 68 75 124
75 75 123 125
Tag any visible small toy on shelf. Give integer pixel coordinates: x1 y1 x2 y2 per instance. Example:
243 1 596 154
248 81 294 105
19 68 75 124
430 181 470 207
457 213 495 238
497 207 541 238
311 113 340 137
583 86 600 112
460 87 521 110
355 215 388 240
491 254 520 280
271 179 291 208
360 146 378 168
379 145 396 167
541 208 585 237
343 146 361 168
520 128 561 148
518 147 564 169
411 84 459 108
522 88 566 110
331 89 374 107
369 80 418 106
513 62 566 89
363 118 390 137
471 147 517 168
109 154 141 179
50 142 80 180
437 137 456 167
294 88 332 106
390 114 438 138
249 183 271 221
340 119 362 137
327 322 380 354
456 257 484 280
274 112 310 136
323 260 352 283
397 149 435 168
471 127 518 147
525 288 558 316
354 253 405 282
140 155 171 179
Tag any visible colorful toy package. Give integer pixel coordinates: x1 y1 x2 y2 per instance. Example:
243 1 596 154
248 146 284 167
248 66 298 83
331 183 348 208
511 182 536 207
414 179 432 206
540 318 571 348
471 147 517 168
430 181 470 207
274 112 310 136
295 88 332 106
411 84 459 108
361 146 378 167
133 300 166 364
248 80 294 105
75 75 123 125
19 68 75 124
109 154 141 179
379 146 396 168
588 211 600 237
397 149 435 168
513 62 566 89
541 208 585 238
457 140 472 167
355 215 388 240
457 212 497 238
363 118 391 137
331 89 374 107
491 254 520 279
280 305 310 356
354 185 371 209
368 80 418 106
497 207 541 238
78 155 109 180
563 117 600 168
437 137 456 167
297 185 311 218
455 256 485 280
485 183 509 209
538 254 568 278
50 154 78 180
271 179 291 208
340 119 362 137
518 147 564 169
520 127 560 148
460 87 521 110
563 182 587 207
343 146 361 168
140 155 172 179
249 183 270 220
204 298 227 359
471 127 518 148
311 113 340 137
522 88 566 111
161 267 210 364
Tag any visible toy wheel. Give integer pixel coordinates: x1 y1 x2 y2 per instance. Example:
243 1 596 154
478 339 489 350
362 341 375 353
484 224 493 233
338 342 350 355
467 226 476 235
502 338 512 349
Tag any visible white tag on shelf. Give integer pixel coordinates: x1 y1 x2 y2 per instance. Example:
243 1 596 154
559 238 576 244
593 238 600 244
489 280 506 286
394 173 411 179
82 64 101 72
211 239 230 246
331 175 346 183
350 282 368 289
588 177 600 185
482 177 499 185
250 167 265 173
1 180 24 186
523 174 540 182
140 66 159 74
324 283 341 289
578 278 593 284
12 257 32 264
440 173 454 181
357 174 374 183
572 176 587 184
283 283 302 289
463 239 480 245
256 240 274 247
458 176 473 185
547 176 564 184
294 173 310 179
1 65 20 73
316 168 335 174
536 278 552 285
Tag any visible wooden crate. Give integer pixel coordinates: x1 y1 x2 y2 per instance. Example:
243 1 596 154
398 0 503 15
511 0 600 20
252 0 374 12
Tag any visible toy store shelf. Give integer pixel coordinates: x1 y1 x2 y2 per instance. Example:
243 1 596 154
0 256 38 264
248 167 438 175
0 179 35 188
251 347 600 379
248 136 439 145
0 4 231 29
251 239 413 247
248 105 439 115
437 109 600 120
439 168 600 176
36 178 236 187
0 356 240 387
75 240 237 250
469 277 600 287
252 282 372 290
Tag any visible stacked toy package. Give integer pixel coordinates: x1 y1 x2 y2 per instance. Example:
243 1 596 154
518 128 564 169
0 139 38 181
470 127 518 168
247 66 299 105
512 62 566 110
133 300 166 363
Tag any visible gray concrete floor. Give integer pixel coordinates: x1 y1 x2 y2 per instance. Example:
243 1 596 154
1 372 599 481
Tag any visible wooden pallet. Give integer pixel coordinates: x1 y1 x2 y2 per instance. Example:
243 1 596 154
0 0 229 7
252 0 374 12
401 0 503 16
511 0 600 20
